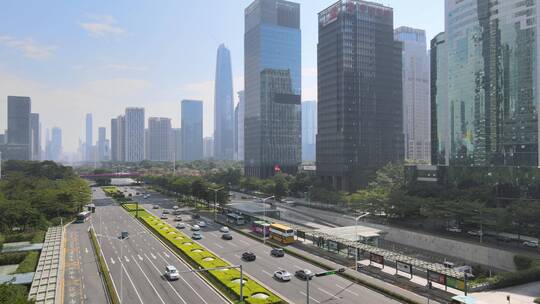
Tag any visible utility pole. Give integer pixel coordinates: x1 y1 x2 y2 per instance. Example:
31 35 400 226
262 196 274 245
209 187 224 223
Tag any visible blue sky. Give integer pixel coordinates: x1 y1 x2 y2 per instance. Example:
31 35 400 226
0 0 444 153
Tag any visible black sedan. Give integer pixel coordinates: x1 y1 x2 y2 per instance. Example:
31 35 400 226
242 252 256 261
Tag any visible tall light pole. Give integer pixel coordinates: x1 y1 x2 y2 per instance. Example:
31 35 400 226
354 212 370 271
209 187 224 223
262 196 274 244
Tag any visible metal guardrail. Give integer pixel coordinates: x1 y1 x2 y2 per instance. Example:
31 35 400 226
28 226 64 304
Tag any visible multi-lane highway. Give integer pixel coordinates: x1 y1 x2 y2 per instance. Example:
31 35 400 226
127 187 401 304
90 187 228 304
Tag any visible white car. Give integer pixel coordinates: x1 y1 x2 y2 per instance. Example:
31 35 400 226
219 226 230 233
192 232 202 240
162 209 170 214
523 241 539 248
446 227 462 233
273 270 291 281
198 221 207 228
467 230 482 237
165 265 179 281
176 223 186 229
175 215 183 221
160 214 168 220
173 205 179 210
191 225 200 231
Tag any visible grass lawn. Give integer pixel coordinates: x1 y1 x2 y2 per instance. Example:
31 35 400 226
14 251 39 273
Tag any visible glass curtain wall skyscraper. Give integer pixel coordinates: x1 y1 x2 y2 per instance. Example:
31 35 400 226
214 44 235 160
244 0 302 178
394 26 430 163
148 117 172 161
432 0 540 167
181 100 203 161
125 108 145 162
5 96 31 160
317 0 403 191
302 101 317 162
85 113 93 162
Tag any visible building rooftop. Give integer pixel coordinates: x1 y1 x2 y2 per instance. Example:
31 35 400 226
317 225 384 240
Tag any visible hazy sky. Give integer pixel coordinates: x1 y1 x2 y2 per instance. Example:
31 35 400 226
0 0 444 153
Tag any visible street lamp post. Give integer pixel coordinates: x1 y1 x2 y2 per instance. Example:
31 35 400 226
262 196 274 245
209 187 224 223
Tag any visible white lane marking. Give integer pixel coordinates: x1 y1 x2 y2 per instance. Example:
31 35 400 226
262 270 272 276
110 257 115 264
234 254 241 258
124 256 130 262
163 252 170 258
213 243 224 249
132 252 166 304
141 254 187 304
317 287 339 299
239 240 250 246
85 247 88 253
300 291 321 303
335 284 359 297
293 265 302 269
209 232 218 237
150 253 157 259
119 258 145 304
138 254 143 261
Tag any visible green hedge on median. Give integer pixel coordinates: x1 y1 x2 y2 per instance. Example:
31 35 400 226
14 252 39 274
126 206 284 304
102 186 120 196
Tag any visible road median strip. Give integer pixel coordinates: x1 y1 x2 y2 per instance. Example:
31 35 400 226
121 203 285 304
89 227 120 304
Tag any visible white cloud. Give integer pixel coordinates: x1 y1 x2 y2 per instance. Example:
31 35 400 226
79 15 125 37
0 35 57 59
101 64 147 72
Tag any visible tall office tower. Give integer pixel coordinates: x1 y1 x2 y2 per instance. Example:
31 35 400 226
29 113 40 161
317 1 403 191
301 101 317 162
203 137 214 159
48 127 62 162
214 44 235 160
125 108 145 162
172 128 182 161
97 127 108 161
117 115 126 161
85 113 93 161
111 118 118 161
144 128 149 160
5 96 31 160
181 100 203 161
148 117 172 161
244 0 302 178
235 91 245 161
430 32 449 165
395 26 430 163
431 0 540 167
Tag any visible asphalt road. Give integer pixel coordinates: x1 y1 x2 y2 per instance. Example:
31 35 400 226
129 188 400 304
90 187 227 304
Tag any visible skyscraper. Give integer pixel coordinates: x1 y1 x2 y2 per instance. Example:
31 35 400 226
430 32 449 165
47 127 62 162
181 100 203 161
395 26 430 163
125 108 145 162
148 117 172 161
30 113 40 161
431 0 540 167
235 91 245 161
317 0 403 191
111 118 118 162
203 137 214 159
6 96 31 160
214 44 235 160
97 127 108 161
172 128 182 161
244 0 302 178
301 101 317 162
85 113 93 162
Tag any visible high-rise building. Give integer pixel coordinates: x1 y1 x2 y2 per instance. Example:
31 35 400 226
97 127 109 161
110 115 126 162
5 96 31 160
301 101 317 162
214 44 235 160
111 118 118 162
244 0 302 178
235 91 245 161
85 113 93 161
46 127 62 162
30 113 40 161
125 108 145 162
172 128 182 161
181 100 203 161
395 26 430 163
317 0 403 191
430 32 449 165
431 0 540 167
148 117 172 161
203 137 214 159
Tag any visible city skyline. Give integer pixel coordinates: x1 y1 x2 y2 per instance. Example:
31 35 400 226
0 1 443 153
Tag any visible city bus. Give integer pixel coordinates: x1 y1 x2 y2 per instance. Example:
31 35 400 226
76 211 91 223
252 221 270 236
269 223 295 244
226 213 245 225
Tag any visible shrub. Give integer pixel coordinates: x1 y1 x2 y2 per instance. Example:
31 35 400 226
489 266 540 289
0 252 27 266
30 231 45 244
0 234 4 250
535 297 540 304
133 209 283 304
0 284 34 304
4 232 35 243
514 255 533 270
14 252 39 273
